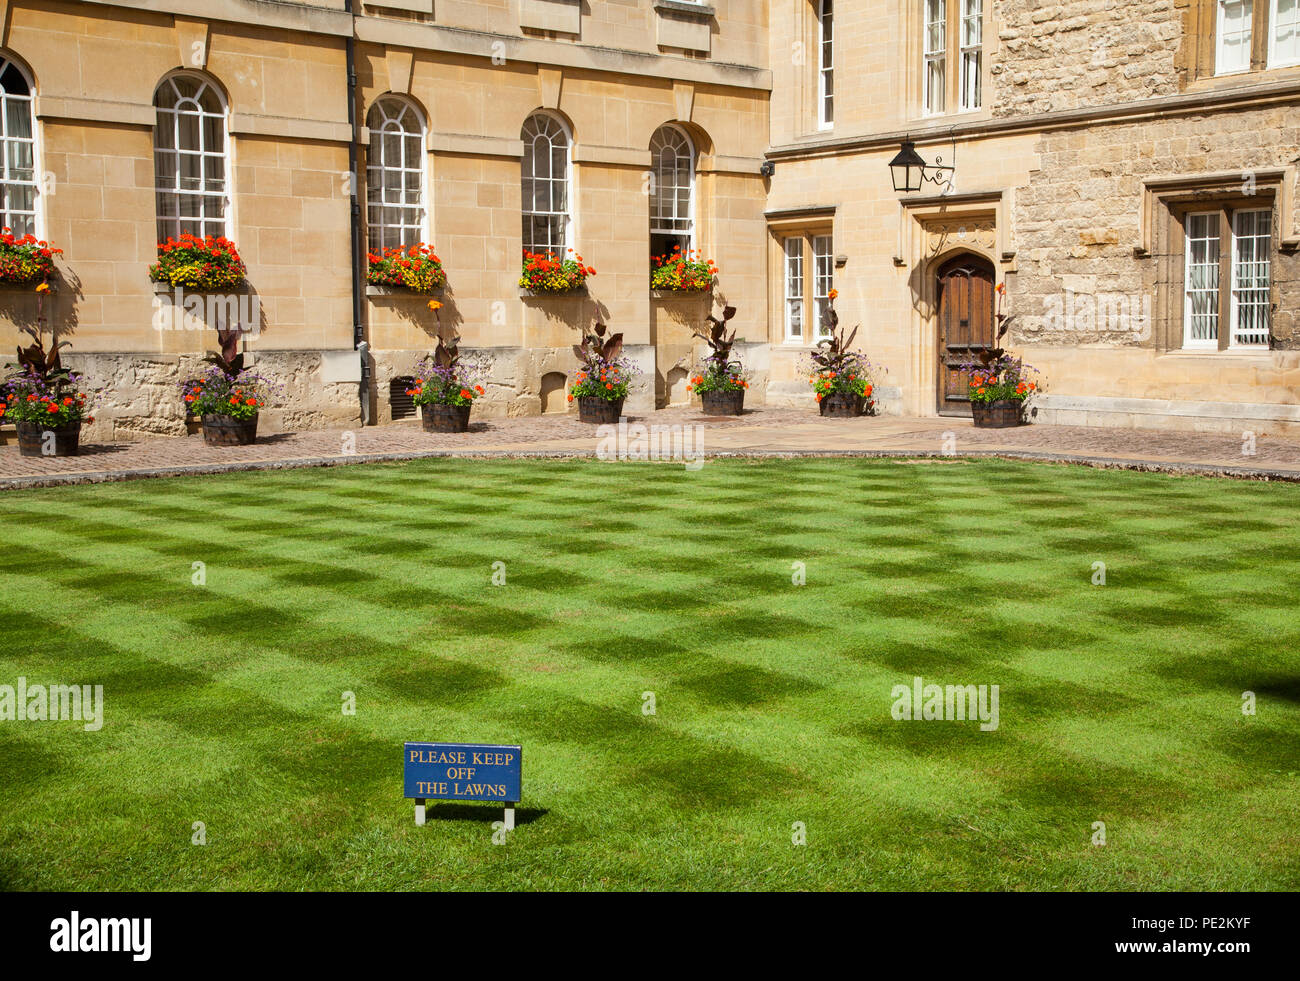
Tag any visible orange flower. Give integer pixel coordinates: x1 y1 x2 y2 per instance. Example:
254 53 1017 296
428 300 443 311
605 383 613 390
828 288 839 300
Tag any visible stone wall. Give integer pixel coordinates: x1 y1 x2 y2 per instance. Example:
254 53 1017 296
990 0 1184 117
1009 104 1300 349
64 351 362 442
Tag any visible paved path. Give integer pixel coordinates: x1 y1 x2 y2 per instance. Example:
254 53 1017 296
2 407 1298 487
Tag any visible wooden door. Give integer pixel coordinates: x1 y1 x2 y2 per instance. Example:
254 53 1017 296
936 255 995 415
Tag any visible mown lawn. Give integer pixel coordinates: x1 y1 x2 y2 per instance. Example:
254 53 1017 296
0 458 1298 891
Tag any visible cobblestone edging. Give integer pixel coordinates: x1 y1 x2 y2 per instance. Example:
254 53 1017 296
3 446 1299 491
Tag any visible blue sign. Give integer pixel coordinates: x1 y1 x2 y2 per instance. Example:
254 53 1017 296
403 742 521 803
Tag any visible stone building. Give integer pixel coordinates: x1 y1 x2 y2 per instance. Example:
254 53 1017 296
3 0 1298 438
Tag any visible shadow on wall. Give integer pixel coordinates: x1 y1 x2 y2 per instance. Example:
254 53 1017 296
0 267 83 353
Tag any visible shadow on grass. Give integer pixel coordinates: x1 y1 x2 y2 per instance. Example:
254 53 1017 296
420 803 548 827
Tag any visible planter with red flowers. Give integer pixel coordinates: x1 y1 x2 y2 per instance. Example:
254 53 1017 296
366 243 446 297
965 355 1040 428
568 321 631 423
0 229 62 288
803 293 878 418
962 283 1040 428
686 304 749 415
408 333 491 433
519 250 594 296
150 233 247 293
4 328 94 458
180 330 274 446
650 248 715 295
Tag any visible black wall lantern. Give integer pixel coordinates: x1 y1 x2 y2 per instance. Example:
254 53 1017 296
888 138 955 194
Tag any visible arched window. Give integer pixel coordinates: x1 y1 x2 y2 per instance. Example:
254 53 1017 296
521 112 571 257
153 74 228 241
0 57 37 237
366 97 426 252
649 125 694 259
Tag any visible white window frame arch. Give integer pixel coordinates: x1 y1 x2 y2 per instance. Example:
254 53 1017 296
649 123 696 259
153 72 231 242
365 95 429 253
0 55 41 239
520 111 574 258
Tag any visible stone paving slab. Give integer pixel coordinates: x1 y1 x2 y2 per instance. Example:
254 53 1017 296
2 406 1299 488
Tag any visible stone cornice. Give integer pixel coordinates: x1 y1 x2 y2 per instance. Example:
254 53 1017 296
767 78 1300 161
75 0 353 35
354 16 769 91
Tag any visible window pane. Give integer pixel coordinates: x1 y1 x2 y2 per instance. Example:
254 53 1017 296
1231 209 1271 346
1275 0 1300 63
1217 0 1253 73
1184 212 1220 345
784 237 804 340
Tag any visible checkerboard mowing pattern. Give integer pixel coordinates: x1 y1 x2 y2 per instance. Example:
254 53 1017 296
1 458 1298 890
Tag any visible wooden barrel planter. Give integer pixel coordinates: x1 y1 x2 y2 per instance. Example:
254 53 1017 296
16 420 81 457
578 396 624 424
201 414 258 446
819 393 863 418
701 389 744 416
421 402 472 433
971 400 1024 429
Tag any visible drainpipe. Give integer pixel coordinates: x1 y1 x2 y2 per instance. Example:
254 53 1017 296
345 0 370 425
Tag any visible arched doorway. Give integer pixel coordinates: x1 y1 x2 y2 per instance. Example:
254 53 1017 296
935 253 996 416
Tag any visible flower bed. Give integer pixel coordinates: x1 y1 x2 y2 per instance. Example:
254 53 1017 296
150 233 247 291
0 229 61 286
650 247 715 292
520 250 594 293
367 243 447 294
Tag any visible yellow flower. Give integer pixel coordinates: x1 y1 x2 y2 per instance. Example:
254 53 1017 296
428 300 442 311
35 283 50 294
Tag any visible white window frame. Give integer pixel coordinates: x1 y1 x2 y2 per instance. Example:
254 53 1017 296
1229 208 1271 348
959 0 983 111
818 0 834 130
153 73 231 243
649 124 695 255
813 234 834 338
783 237 804 343
1270 0 1300 66
1216 0 1254 75
521 111 573 259
365 96 428 253
1183 211 1221 349
923 0 947 116
0 57 39 240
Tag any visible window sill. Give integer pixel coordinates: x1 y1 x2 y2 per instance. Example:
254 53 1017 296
654 0 715 18
650 288 711 299
1165 347 1273 358
518 285 589 298
366 284 445 298
152 280 249 296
